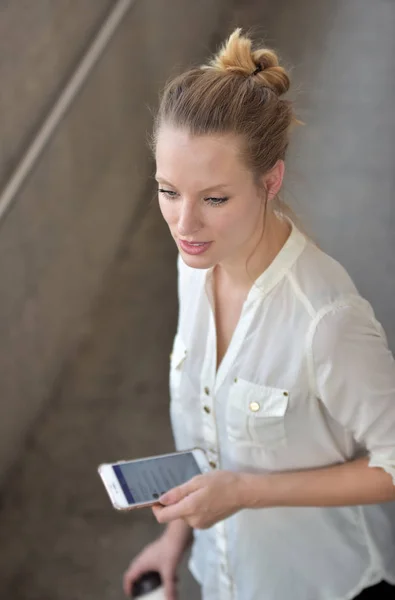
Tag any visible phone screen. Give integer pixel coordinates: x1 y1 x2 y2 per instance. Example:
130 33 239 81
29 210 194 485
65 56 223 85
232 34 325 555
113 452 202 504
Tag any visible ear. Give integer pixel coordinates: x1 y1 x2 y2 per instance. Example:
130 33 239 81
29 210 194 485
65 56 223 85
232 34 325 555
260 160 285 202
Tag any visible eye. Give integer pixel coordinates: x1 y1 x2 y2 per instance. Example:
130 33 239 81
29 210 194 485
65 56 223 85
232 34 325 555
158 188 178 199
205 196 229 207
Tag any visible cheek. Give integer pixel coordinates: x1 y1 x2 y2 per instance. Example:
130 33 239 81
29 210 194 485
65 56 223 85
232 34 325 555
158 197 177 228
215 202 260 241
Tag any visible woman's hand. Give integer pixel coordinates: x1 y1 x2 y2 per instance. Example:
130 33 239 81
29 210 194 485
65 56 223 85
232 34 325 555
152 471 244 530
123 520 192 600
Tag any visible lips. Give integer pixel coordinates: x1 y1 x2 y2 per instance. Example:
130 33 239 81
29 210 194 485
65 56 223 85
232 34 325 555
179 239 212 256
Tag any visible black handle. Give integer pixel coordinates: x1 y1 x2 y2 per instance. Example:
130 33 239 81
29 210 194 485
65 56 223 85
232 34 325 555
131 571 162 597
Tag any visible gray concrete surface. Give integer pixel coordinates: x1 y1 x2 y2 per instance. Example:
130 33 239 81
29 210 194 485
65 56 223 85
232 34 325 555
0 0 227 484
1 0 395 599
0 197 200 599
0 0 114 190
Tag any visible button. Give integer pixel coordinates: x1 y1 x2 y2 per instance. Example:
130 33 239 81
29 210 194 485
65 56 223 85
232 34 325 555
203 405 211 414
249 401 260 412
234 377 238 383
204 386 210 395
209 460 217 469
283 391 289 397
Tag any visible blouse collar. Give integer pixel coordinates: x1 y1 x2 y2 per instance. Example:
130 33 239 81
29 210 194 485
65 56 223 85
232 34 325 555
204 218 307 304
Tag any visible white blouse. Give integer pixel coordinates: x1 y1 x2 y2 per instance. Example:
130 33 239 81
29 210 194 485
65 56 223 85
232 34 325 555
169 222 395 600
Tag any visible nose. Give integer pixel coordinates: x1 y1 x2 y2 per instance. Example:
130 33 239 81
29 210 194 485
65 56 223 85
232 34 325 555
177 198 202 237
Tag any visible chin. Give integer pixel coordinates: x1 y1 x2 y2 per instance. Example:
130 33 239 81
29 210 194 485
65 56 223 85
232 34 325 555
179 250 216 270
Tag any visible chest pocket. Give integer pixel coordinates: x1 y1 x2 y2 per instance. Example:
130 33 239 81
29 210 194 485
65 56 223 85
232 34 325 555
227 378 289 449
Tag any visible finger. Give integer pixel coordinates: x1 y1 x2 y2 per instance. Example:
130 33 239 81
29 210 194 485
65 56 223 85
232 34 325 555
159 485 188 506
123 571 135 596
123 560 150 596
159 476 202 506
152 505 163 520
153 500 190 524
123 569 139 596
162 571 178 600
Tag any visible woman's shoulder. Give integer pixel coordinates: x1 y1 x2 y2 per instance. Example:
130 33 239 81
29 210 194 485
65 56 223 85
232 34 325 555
290 241 387 353
290 239 364 316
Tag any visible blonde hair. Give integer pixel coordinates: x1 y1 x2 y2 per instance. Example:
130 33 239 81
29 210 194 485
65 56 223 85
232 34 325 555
154 28 298 185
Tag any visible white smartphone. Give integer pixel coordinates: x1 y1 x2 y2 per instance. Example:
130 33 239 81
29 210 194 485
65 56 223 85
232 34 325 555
98 448 210 511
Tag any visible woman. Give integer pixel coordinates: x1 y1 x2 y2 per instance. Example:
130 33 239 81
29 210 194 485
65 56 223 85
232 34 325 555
124 29 395 600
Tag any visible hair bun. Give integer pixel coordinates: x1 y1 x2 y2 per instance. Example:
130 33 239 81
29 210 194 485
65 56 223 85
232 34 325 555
207 28 290 97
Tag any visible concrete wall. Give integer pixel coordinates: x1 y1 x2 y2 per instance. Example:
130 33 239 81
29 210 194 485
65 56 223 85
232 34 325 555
0 0 114 189
0 0 227 483
222 0 395 351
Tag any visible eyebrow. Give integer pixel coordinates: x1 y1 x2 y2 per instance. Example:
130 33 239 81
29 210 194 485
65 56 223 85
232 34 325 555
155 176 230 194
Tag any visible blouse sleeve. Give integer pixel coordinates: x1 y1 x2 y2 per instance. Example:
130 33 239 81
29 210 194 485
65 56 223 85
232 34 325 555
310 298 395 484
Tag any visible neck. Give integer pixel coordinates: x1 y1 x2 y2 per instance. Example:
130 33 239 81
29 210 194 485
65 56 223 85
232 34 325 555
215 212 291 293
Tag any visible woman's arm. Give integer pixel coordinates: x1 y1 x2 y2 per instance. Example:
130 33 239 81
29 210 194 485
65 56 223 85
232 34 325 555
310 302 395 498
153 459 395 530
238 456 395 509
161 518 193 548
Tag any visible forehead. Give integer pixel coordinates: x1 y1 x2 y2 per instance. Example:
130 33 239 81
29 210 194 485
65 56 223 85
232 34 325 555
155 126 248 188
